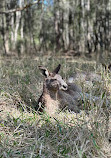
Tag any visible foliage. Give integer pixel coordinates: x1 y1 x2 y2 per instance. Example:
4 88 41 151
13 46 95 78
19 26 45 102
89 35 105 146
0 0 111 59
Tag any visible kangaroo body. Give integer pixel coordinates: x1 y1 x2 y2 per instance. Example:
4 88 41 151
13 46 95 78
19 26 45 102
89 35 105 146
37 64 82 114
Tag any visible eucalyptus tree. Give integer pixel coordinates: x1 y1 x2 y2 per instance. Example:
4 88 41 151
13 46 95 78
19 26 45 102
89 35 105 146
0 0 111 59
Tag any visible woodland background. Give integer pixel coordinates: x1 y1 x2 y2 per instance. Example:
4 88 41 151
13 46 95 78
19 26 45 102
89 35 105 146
1 1 111 157
0 0 111 62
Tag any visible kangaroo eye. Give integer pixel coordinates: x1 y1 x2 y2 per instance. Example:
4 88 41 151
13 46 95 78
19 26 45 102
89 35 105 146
50 79 57 82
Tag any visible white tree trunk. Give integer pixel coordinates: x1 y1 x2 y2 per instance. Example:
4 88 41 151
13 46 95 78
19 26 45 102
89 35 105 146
14 11 21 43
14 0 24 43
11 13 14 42
62 1 69 50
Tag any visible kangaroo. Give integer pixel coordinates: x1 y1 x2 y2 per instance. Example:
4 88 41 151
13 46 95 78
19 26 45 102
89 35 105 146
36 64 82 114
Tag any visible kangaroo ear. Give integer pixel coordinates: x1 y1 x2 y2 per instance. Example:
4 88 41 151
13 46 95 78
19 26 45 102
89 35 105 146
53 64 61 74
38 66 49 77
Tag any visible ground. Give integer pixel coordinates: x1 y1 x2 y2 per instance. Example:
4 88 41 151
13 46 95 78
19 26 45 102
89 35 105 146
0 57 111 157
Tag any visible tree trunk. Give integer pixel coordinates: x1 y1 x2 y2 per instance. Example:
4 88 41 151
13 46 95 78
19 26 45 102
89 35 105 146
63 4 69 50
14 11 21 43
1 14 9 55
54 0 61 50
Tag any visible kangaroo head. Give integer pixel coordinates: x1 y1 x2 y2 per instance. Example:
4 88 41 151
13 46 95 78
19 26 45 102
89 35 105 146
39 64 68 91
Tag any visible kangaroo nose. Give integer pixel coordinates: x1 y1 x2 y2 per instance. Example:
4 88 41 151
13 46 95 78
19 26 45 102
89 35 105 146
63 85 68 90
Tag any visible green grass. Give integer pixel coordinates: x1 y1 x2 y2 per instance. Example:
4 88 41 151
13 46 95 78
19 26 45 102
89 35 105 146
0 57 111 157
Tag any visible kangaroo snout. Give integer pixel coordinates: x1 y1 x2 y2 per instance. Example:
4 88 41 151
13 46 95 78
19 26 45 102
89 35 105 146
60 84 68 90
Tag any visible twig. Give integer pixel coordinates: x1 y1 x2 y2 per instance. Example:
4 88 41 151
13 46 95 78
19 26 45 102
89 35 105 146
0 0 41 14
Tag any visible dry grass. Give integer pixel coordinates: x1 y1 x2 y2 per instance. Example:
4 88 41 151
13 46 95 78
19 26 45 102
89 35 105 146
0 57 111 157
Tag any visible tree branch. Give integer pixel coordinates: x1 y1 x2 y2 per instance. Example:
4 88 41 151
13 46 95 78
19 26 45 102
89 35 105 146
0 0 41 14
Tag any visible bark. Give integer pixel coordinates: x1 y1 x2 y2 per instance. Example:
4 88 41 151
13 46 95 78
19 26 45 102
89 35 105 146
54 1 61 49
14 11 21 44
63 1 70 50
1 14 9 55
20 13 24 54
